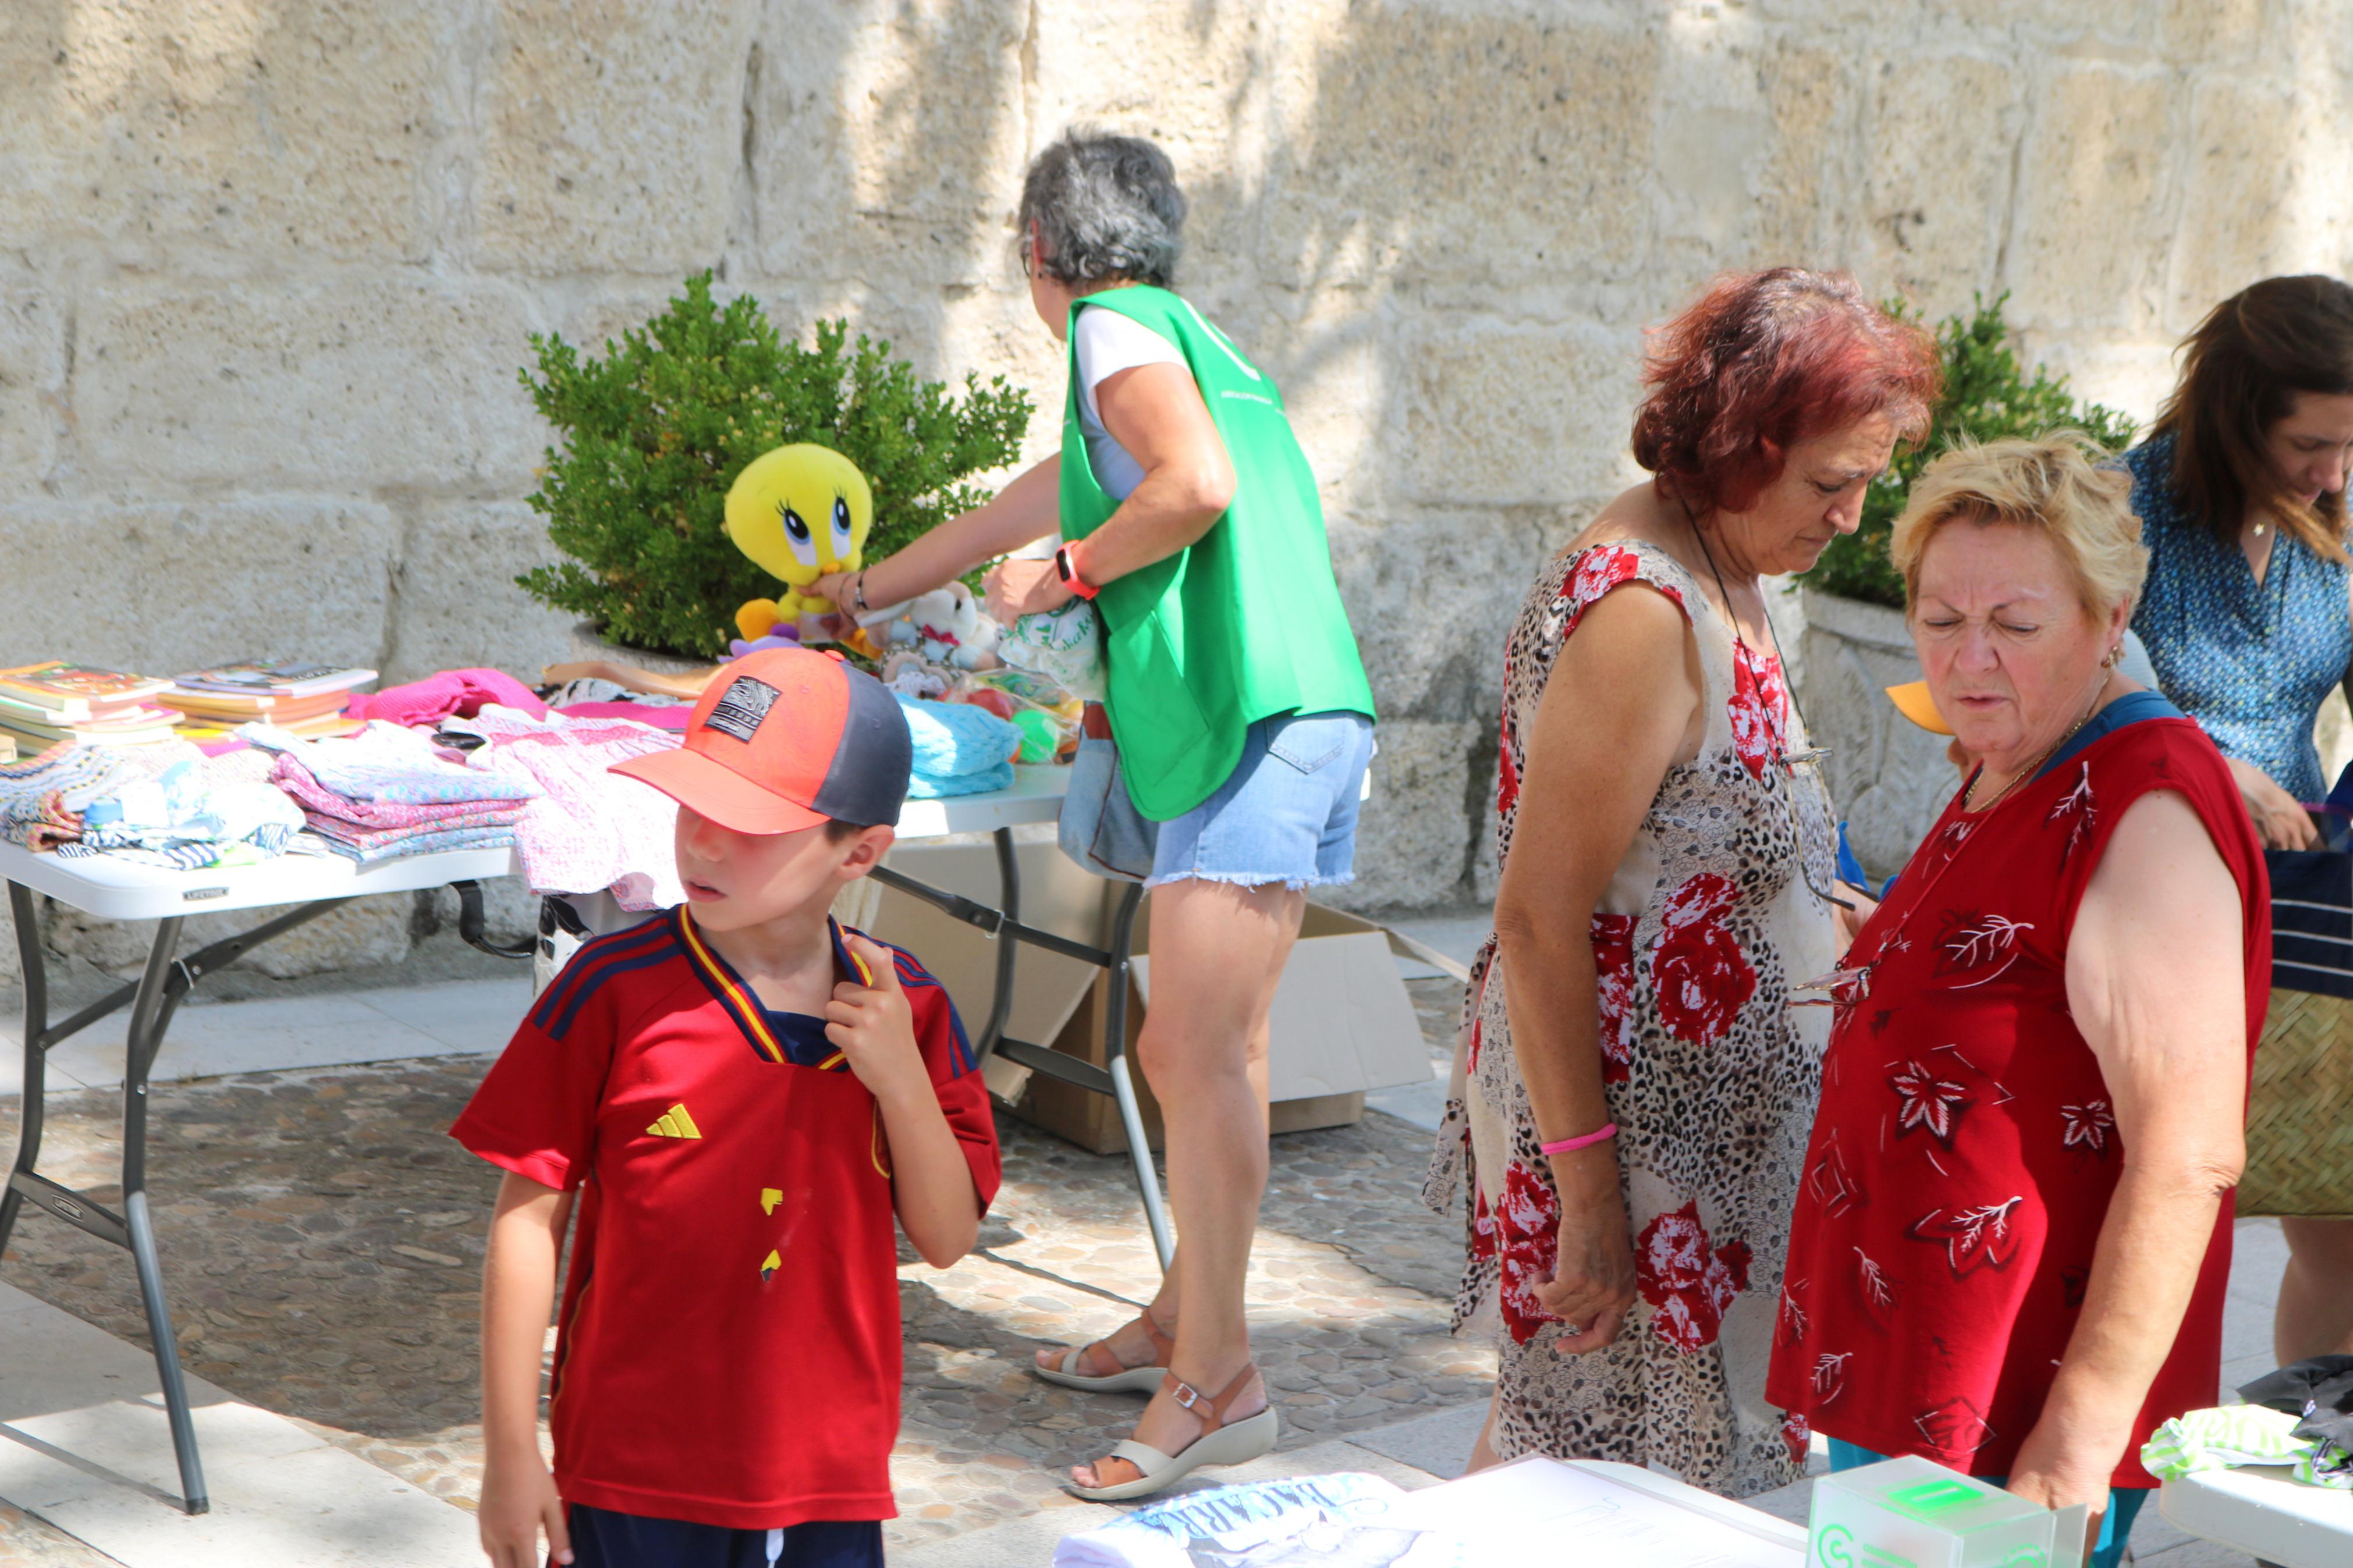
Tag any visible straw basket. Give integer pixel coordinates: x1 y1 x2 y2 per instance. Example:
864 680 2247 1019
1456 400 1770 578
2245 848 2353 1218
2241 987 2353 1218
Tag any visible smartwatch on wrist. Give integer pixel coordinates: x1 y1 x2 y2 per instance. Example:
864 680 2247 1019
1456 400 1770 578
1055 542 1100 600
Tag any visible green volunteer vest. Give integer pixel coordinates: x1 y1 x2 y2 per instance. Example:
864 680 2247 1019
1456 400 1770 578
1060 287 1376 820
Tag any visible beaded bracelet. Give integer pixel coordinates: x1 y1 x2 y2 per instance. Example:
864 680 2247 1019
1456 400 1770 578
1538 1123 1618 1156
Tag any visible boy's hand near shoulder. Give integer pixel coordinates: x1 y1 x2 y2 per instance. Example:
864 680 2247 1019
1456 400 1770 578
828 933 984 1267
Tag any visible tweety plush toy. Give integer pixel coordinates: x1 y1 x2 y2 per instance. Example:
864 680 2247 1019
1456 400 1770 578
722 443 874 641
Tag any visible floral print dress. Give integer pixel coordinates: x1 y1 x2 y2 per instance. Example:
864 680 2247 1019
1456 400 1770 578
1424 539 1838 1498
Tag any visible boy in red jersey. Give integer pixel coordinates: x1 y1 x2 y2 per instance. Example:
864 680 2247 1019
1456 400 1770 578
456 647 1000 1568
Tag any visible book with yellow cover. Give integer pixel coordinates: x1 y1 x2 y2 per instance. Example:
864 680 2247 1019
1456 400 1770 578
166 688 351 723
0 701 183 748
0 663 174 718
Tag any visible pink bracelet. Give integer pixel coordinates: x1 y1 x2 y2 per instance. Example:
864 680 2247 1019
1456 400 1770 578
1539 1123 1619 1156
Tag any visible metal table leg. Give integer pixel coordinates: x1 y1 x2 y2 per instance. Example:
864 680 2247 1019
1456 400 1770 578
2 883 365 1515
0 884 49 1270
978 829 1020 1057
118 917 208 1515
864 842 1175 1272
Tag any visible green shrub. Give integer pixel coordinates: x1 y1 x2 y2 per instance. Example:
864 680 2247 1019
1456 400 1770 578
516 272 1033 659
1799 294 2138 609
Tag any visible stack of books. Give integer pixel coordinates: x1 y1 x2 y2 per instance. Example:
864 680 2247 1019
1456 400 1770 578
0 663 184 751
165 662 377 740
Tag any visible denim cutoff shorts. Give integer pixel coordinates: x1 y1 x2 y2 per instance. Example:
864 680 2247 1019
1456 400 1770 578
1147 710 1375 891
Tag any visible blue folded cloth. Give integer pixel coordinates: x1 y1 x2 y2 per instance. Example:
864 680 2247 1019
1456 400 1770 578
895 695 1021 781
907 760 1016 799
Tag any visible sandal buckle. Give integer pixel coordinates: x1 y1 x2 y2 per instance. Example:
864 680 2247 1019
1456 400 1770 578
1167 1378 1206 1413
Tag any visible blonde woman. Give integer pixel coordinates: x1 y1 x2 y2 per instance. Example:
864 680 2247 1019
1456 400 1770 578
1770 435 2270 1568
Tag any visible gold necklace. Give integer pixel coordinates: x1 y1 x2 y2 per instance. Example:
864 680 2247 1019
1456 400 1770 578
1961 684 2109 814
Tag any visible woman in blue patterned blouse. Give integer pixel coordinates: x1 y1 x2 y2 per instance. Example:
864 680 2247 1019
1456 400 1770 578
2121 273 2353 1368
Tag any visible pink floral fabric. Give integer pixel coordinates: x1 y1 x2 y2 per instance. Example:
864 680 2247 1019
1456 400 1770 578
1591 913 1639 1083
1727 641 1788 780
1637 1202 1754 1354
1651 873 1758 1046
1496 1160 1563 1345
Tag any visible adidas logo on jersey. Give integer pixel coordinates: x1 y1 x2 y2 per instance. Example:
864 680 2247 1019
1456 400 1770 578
646 1103 702 1139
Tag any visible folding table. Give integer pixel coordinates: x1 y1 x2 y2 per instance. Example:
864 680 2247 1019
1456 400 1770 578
2158 1462 2353 1568
0 763 1165 1515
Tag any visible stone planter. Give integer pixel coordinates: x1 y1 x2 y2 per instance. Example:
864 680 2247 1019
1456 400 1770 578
1797 588 1954 881
566 621 718 679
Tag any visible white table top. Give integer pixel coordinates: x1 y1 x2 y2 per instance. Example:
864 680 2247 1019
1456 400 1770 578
2160 1464 2353 1568
1 765 1071 922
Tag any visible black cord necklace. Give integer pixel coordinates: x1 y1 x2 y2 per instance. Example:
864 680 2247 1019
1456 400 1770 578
1681 503 1850 910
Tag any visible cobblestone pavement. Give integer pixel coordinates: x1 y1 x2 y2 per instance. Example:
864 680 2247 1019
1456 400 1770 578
0 977 1484 1561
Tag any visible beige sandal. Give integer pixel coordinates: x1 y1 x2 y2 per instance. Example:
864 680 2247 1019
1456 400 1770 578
1032 1307 1175 1395
1064 1364 1279 1502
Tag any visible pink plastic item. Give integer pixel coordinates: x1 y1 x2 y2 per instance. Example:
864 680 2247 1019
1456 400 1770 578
1538 1123 1619 1156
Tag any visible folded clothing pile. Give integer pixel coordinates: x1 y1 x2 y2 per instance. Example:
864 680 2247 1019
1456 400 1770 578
249 721 540 866
2 741 304 869
1 743 142 852
449 707 684 911
544 677 691 731
897 694 1021 799
72 745 305 870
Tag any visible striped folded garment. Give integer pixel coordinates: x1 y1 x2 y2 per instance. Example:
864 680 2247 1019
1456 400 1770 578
305 823 516 867
897 695 1020 798
275 755 531 828
2141 1404 2350 1488
301 805 526 851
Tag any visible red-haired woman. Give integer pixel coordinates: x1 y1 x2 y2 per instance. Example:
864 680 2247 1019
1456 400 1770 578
1424 268 1937 1495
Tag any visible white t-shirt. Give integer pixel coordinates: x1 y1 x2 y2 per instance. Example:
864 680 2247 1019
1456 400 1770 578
1074 307 1190 502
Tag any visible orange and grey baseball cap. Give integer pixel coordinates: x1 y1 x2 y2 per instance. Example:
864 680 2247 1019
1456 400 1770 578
610 647 912 834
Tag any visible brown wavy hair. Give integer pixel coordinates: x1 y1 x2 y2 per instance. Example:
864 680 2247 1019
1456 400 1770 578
2152 274 2353 563
1632 268 1937 517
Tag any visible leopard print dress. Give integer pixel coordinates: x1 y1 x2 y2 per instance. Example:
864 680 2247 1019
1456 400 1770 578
1423 539 1839 1498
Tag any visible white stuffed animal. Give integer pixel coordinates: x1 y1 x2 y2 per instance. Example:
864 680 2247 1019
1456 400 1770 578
880 582 1002 671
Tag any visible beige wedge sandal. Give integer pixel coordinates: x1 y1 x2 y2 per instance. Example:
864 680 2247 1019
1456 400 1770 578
1063 1364 1279 1502
1032 1306 1175 1395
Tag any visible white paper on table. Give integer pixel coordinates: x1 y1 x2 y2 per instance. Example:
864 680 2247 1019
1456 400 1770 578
1053 1473 1461 1568
1386 1457 1798 1567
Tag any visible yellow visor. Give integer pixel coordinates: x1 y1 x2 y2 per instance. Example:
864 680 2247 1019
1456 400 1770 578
1886 680 1954 736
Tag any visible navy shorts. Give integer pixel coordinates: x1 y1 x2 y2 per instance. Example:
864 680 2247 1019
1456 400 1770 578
563 1505 883 1568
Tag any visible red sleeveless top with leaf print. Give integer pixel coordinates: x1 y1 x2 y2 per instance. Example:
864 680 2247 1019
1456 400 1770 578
1766 716 2268 1487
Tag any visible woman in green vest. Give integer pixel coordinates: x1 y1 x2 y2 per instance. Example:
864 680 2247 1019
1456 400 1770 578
814 131 1376 1501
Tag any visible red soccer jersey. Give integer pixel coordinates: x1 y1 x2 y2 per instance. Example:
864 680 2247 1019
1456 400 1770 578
450 908 1001 1530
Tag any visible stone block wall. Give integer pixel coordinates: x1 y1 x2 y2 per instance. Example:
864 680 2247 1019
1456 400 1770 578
5 0 2351 927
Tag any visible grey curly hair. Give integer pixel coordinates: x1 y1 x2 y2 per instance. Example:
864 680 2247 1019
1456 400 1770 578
1018 130 1187 288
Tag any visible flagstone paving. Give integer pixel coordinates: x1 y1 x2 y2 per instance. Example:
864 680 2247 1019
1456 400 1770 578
0 977 1486 1560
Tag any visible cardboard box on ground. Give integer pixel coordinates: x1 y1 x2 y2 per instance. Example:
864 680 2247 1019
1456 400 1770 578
840 833 1434 1156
